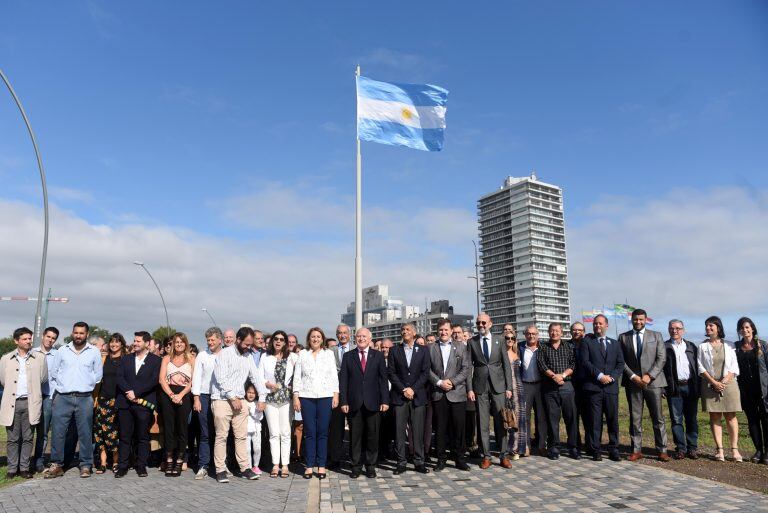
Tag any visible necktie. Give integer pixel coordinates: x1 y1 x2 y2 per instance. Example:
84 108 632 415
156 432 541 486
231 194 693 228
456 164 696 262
635 332 643 360
360 350 367 373
483 337 490 361
600 337 607 355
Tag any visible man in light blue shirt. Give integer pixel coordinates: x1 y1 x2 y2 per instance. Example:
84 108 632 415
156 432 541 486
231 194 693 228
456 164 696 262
44 321 103 479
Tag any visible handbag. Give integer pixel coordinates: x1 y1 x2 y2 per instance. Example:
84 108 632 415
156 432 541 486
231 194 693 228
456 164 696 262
502 397 518 430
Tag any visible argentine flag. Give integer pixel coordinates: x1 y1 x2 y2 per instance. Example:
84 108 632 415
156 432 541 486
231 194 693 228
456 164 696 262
356 76 449 152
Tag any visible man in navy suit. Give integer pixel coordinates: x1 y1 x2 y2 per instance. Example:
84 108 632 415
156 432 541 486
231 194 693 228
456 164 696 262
339 327 389 479
578 314 624 461
389 322 432 475
115 331 162 477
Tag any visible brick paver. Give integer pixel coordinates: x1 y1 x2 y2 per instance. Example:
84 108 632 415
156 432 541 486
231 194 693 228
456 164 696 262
3 457 767 513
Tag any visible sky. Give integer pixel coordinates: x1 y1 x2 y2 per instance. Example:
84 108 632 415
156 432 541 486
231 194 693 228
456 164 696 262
1 1 767 342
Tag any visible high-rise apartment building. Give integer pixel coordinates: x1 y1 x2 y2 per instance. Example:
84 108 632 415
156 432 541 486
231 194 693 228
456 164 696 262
478 173 571 338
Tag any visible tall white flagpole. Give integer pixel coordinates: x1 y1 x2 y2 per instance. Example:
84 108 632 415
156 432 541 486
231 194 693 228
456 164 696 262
355 65 363 330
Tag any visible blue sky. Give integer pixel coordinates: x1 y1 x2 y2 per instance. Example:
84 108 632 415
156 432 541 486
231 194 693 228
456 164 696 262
1 1 767 339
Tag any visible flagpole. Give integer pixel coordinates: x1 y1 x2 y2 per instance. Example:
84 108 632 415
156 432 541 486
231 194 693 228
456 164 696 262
355 64 363 330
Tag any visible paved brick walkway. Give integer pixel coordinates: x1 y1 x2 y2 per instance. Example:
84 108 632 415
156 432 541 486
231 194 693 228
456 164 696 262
2 458 767 513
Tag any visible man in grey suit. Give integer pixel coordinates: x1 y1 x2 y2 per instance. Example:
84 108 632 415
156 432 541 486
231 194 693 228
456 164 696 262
618 308 670 461
466 313 514 469
429 319 471 471
327 323 354 469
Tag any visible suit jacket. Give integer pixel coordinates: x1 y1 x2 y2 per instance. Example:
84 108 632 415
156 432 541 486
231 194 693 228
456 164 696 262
467 333 512 395
330 343 354 372
338 348 389 412
0 350 48 426
662 339 699 397
619 329 667 388
569 338 587 389
429 341 470 403
579 334 624 395
388 343 431 407
735 338 768 405
116 352 162 410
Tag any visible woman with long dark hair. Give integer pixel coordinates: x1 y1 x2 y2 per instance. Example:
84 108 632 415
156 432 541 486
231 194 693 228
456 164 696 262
258 330 297 478
735 317 768 464
158 332 195 476
698 316 742 462
94 333 128 473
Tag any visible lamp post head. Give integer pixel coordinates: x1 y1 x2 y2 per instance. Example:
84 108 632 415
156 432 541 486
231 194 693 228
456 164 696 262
133 261 144 266
201 308 207 312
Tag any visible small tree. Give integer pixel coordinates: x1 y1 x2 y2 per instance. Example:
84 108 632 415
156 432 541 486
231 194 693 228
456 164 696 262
152 326 177 343
63 325 111 344
0 336 15 356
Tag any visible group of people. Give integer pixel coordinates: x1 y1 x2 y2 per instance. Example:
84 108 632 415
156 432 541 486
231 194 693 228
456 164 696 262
1 310 767 485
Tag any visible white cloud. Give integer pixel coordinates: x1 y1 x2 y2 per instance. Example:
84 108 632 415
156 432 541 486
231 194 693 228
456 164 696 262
568 186 768 338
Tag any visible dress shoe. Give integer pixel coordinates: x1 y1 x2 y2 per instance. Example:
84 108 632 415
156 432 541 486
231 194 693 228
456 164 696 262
627 452 643 462
414 465 430 474
6 472 17 480
537 448 548 457
456 461 470 471
673 451 685 460
350 470 360 479
687 450 699 460
750 450 764 463
43 465 64 479
21 470 34 479
79 467 92 478
136 466 148 477
657 452 671 462
479 457 492 469
365 467 376 479
392 465 407 475
114 468 128 478
568 449 581 460
547 451 560 460
592 453 603 462
609 451 621 462
500 457 513 468
433 460 446 472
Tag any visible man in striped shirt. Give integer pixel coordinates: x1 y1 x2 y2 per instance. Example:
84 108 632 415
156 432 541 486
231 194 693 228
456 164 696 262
210 326 261 483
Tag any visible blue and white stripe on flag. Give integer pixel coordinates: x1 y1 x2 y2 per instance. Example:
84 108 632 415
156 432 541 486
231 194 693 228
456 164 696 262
356 76 449 152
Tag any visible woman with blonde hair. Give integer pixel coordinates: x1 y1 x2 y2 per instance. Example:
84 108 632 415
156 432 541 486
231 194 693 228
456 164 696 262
158 332 195 476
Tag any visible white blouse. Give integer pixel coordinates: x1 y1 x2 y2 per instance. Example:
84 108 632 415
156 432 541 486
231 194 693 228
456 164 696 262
256 352 297 398
697 340 740 377
292 349 339 399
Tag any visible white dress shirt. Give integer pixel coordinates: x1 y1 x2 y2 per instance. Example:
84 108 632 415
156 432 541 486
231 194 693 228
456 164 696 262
15 353 29 399
135 353 147 376
522 345 540 382
436 340 452 388
191 348 219 395
672 340 690 381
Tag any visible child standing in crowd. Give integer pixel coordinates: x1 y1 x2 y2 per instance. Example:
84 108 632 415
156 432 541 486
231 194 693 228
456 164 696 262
245 383 263 476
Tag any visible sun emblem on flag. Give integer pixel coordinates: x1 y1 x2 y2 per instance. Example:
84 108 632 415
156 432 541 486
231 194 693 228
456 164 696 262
401 108 414 120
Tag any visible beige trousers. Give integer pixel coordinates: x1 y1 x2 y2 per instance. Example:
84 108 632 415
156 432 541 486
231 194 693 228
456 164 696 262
212 399 250 473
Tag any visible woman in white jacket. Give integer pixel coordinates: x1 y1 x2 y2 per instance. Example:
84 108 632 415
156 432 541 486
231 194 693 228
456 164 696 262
257 330 297 478
292 327 339 479
698 316 742 462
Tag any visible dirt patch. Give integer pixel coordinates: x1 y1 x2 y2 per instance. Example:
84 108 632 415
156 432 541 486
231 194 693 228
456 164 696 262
636 451 768 495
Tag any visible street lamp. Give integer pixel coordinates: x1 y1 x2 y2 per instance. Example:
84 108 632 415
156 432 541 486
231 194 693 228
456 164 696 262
470 240 481 318
201 307 218 328
1 68 50 348
133 261 171 336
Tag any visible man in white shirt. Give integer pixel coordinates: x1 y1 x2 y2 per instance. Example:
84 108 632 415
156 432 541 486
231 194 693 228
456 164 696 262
662 319 699 460
520 326 547 456
192 327 223 479
210 327 261 483
33 327 59 472
223 329 236 348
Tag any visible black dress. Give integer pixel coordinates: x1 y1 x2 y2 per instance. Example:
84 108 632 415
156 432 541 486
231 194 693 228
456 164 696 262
94 356 121 453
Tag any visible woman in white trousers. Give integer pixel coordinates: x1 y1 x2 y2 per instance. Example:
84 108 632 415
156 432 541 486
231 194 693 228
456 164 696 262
258 330 297 478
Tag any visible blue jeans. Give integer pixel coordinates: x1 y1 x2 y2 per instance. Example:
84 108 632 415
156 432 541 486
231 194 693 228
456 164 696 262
667 384 699 453
300 397 333 468
196 394 214 469
51 393 94 468
33 395 53 470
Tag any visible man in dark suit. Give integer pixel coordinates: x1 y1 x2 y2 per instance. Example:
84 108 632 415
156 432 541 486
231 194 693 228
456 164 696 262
115 331 162 477
327 323 353 469
569 321 592 454
467 313 514 469
429 319 470 471
579 314 624 461
618 308 669 461
388 323 431 474
662 319 700 460
339 327 389 479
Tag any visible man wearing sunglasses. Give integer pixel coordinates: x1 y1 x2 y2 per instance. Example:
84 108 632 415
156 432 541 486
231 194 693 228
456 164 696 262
467 313 514 469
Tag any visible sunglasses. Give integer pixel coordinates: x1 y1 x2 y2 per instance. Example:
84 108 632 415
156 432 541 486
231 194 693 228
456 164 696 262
273 336 285 342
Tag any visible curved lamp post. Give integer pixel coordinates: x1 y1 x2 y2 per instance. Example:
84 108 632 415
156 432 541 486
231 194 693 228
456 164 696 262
1 68 50 348
201 307 218 328
133 261 171 336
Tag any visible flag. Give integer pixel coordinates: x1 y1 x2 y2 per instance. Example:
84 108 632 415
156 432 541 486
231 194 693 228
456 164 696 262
356 75 449 151
581 310 595 323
